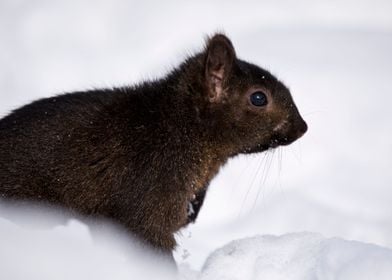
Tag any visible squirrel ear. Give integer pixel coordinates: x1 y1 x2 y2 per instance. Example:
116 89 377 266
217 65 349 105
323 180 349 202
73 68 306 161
204 34 236 102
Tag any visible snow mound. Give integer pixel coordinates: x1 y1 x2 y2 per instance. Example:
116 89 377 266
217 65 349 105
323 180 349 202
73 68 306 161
0 204 176 280
2 207 392 280
199 232 392 280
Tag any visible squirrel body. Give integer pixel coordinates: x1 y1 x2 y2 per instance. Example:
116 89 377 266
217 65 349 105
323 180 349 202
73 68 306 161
0 34 307 253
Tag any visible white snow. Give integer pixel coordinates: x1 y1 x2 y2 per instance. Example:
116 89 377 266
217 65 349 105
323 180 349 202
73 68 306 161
0 205 176 280
2 211 391 280
1 0 392 279
199 233 392 280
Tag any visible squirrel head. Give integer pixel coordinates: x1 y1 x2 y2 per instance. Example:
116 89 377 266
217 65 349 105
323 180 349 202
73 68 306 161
176 33 307 156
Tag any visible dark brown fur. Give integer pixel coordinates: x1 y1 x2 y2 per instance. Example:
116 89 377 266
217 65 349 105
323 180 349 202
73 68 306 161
0 34 307 255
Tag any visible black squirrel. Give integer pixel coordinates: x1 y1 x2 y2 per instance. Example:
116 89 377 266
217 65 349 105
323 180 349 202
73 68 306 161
0 34 307 256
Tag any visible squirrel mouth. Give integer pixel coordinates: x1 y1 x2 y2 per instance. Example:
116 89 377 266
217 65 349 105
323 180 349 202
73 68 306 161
240 121 307 154
270 136 292 147
241 143 270 154
240 136 292 154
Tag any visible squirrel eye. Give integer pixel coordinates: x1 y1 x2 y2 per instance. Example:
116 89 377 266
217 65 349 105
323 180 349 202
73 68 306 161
250 91 268 107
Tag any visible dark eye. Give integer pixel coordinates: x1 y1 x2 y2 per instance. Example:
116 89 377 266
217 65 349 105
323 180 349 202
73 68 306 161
250 91 268 107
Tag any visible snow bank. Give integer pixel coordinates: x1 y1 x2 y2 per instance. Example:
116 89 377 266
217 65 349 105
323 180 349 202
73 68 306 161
2 207 391 280
199 232 392 280
0 204 176 280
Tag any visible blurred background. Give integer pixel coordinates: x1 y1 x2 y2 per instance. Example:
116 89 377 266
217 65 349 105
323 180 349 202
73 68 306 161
0 0 391 272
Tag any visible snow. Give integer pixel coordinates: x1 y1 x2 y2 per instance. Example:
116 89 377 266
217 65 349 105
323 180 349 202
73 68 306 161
0 205 176 280
1 0 392 279
2 211 391 280
199 233 392 280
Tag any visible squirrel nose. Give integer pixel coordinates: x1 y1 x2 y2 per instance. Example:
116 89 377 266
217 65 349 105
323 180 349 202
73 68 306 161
296 119 308 138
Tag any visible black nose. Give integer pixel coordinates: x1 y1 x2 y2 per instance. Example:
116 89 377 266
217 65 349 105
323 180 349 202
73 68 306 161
296 119 308 138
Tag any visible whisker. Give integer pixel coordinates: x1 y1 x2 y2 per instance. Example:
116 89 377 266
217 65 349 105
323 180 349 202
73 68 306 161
288 145 302 165
276 147 285 193
270 147 282 194
278 147 282 177
237 154 267 218
251 149 275 212
229 155 253 201
276 148 290 208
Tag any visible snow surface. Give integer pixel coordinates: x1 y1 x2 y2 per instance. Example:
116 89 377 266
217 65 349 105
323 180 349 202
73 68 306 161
2 210 392 280
0 210 177 280
1 0 392 279
199 233 392 280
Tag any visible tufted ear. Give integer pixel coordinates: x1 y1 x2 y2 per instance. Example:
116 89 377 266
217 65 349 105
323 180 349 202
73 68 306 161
204 34 236 103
